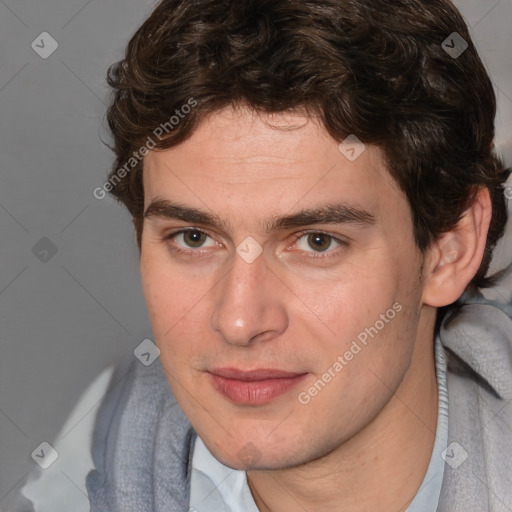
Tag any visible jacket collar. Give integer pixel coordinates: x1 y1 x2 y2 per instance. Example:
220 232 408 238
439 292 512 400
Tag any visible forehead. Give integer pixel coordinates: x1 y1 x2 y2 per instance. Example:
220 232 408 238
142 106 404 227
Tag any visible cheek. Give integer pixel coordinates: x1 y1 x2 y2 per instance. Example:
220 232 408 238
306 246 421 379
307 258 404 343
334 262 421 387
140 250 169 329
140 246 192 337
140 245 215 369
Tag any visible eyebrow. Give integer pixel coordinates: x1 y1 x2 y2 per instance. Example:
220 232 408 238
144 199 376 232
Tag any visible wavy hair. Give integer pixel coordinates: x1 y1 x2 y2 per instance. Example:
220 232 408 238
105 0 510 290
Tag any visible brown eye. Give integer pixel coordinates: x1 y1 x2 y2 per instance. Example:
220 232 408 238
293 231 345 258
182 230 208 248
306 233 333 252
166 229 214 250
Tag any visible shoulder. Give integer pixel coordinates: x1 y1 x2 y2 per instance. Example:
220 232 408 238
2 365 116 512
441 300 512 401
439 299 512 510
86 358 195 511
5 357 195 512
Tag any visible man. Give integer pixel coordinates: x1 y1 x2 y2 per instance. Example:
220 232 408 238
10 0 512 511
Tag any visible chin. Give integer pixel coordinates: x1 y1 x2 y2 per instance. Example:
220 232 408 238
205 431 311 471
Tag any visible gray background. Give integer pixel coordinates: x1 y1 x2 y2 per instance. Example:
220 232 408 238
0 0 511 506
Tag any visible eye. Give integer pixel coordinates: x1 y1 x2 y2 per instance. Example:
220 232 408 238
294 232 344 254
165 229 217 251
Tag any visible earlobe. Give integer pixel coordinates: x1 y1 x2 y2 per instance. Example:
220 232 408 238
421 188 492 307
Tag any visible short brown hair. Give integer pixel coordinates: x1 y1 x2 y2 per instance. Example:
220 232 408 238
104 0 510 290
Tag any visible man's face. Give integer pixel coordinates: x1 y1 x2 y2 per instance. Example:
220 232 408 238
140 106 426 469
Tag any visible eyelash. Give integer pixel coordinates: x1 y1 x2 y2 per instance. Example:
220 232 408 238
163 228 347 259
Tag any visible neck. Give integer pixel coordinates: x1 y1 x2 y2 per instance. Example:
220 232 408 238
247 309 439 512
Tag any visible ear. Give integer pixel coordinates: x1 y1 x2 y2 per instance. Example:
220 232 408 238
421 187 492 307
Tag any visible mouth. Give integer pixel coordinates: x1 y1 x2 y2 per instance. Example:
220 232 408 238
208 367 309 405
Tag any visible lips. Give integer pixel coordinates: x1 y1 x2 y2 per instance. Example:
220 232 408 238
208 367 308 405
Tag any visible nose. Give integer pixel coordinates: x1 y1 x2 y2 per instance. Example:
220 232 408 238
210 249 288 346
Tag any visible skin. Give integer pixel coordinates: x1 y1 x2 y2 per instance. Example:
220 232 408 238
139 105 491 511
